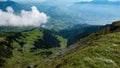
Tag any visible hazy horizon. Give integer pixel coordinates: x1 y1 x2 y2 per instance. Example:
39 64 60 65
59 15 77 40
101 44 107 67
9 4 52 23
1 0 120 3
0 0 120 25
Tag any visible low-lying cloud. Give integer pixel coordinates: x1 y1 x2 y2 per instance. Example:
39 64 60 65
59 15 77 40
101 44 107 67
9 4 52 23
0 6 48 27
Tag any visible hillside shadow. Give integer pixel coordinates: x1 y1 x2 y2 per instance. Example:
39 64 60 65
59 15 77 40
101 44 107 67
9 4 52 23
34 29 61 49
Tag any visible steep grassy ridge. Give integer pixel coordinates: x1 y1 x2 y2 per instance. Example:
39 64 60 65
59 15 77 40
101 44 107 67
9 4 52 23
39 21 120 68
40 32 120 68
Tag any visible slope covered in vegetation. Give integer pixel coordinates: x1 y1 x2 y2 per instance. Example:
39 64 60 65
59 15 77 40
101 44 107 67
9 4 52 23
0 28 67 68
40 32 120 68
39 21 120 68
0 21 120 68
59 24 104 45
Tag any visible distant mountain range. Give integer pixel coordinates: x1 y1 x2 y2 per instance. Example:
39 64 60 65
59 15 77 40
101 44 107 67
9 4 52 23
0 0 23 12
75 1 120 5
0 0 92 31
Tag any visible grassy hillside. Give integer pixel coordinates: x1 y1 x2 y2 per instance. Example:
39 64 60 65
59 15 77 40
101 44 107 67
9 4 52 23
39 32 120 68
39 21 120 68
0 26 34 34
0 28 67 68
0 21 120 68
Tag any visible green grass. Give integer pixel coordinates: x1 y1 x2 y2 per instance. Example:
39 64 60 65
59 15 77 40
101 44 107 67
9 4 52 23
56 35 67 49
113 21 120 27
1 21 119 68
1 28 67 68
39 32 120 68
3 29 43 68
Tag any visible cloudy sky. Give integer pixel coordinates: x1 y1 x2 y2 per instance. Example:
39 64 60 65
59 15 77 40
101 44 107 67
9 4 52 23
1 0 120 25
2 0 120 2
0 6 48 26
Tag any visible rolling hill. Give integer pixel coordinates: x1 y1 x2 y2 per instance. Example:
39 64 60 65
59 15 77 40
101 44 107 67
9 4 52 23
39 21 120 68
0 21 120 68
0 28 67 68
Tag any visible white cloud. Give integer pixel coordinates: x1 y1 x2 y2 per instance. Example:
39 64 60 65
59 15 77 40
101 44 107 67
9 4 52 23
6 6 14 13
0 6 48 27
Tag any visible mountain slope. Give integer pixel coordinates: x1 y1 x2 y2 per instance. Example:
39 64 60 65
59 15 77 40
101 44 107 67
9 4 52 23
0 26 35 34
40 32 120 68
59 24 104 45
39 21 120 68
0 28 67 68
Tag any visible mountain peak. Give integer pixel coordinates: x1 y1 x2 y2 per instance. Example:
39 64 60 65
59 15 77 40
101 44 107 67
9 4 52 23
0 0 22 12
5 0 17 4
